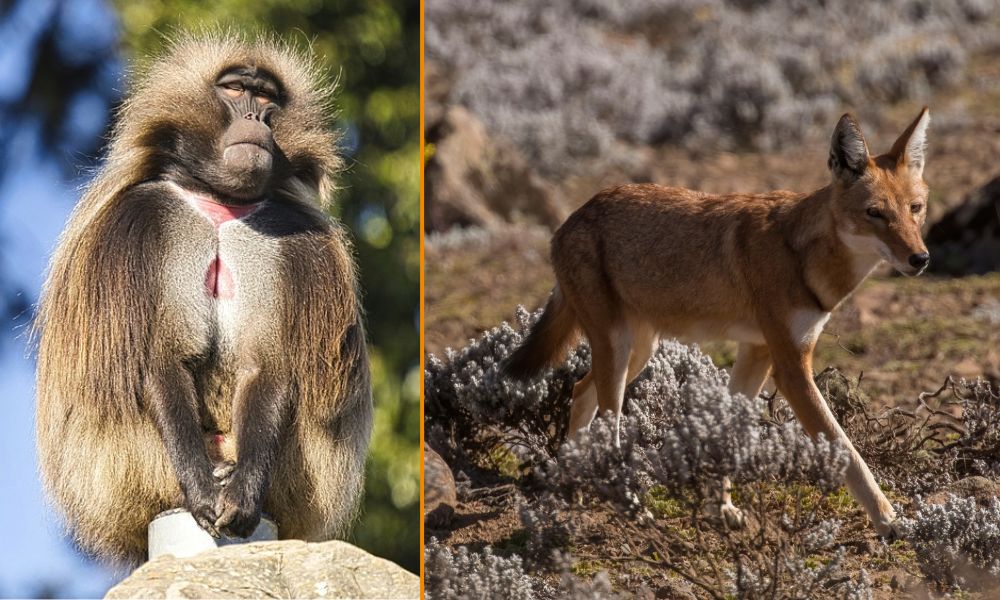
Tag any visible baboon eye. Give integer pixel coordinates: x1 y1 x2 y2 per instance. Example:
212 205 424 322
255 93 271 105
866 207 883 219
910 203 923 214
223 84 243 98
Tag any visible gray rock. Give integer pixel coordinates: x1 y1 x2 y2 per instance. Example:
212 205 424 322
425 105 567 232
105 540 419 599
424 444 457 528
925 476 1000 507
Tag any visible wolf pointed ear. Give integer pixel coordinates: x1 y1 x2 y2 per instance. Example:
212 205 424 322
888 107 930 177
828 113 870 182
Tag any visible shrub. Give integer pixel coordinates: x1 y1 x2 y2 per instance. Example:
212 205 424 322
424 539 627 600
425 308 1000 596
426 308 870 597
903 495 1000 589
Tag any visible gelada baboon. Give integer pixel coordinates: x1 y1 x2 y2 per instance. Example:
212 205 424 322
34 32 372 566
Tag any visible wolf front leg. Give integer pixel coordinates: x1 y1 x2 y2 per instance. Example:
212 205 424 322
763 326 898 536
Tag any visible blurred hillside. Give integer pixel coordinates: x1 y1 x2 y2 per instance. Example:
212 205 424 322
427 0 997 172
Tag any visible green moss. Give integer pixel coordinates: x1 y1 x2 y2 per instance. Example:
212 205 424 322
645 486 690 519
702 341 737 368
495 529 531 555
571 559 606 577
487 445 524 480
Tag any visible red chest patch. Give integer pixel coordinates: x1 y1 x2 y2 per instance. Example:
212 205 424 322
204 256 235 299
188 195 263 228
177 187 264 300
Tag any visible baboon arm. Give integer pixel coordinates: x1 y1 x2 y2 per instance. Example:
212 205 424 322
231 364 292 496
145 358 221 535
213 363 292 537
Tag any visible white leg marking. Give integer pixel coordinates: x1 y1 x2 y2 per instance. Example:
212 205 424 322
567 383 598 438
609 327 633 449
788 308 831 349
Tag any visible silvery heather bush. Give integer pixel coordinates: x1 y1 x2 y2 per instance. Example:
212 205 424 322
903 495 1000 587
425 539 625 600
426 0 996 174
426 307 1000 595
425 308 871 598
426 307 848 495
424 541 538 600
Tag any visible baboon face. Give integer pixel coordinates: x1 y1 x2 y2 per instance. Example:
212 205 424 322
113 38 341 208
183 65 285 201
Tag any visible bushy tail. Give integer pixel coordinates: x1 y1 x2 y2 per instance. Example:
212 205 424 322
502 287 577 380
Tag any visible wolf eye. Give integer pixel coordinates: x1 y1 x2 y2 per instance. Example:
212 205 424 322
910 203 923 214
866 207 883 219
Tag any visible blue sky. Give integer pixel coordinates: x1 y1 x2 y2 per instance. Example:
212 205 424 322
0 0 122 596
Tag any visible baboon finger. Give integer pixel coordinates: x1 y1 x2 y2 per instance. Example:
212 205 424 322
213 461 236 486
193 512 221 538
214 505 239 531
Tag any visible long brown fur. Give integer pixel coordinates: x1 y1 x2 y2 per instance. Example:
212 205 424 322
34 31 371 566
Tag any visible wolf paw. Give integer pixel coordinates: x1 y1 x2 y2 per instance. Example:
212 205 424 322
719 502 746 529
707 500 746 529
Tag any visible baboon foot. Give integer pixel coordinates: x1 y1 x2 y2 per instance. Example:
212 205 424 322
213 475 262 538
185 484 222 538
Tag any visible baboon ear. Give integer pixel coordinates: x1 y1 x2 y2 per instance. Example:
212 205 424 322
888 107 930 177
828 113 870 181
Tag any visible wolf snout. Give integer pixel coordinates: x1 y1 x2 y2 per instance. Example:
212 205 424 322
908 252 930 270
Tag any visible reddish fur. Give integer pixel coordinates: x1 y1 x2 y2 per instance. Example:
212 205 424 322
507 109 932 536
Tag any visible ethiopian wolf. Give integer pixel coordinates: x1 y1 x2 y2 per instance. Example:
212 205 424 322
503 108 932 536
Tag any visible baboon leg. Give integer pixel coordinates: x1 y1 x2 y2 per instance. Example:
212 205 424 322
145 358 221 537
712 343 773 528
764 328 897 536
589 325 634 448
566 324 658 440
214 361 292 538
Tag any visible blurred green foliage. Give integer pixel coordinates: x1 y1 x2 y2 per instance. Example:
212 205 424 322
109 0 419 572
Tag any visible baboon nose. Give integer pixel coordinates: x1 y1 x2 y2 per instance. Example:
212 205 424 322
908 252 930 269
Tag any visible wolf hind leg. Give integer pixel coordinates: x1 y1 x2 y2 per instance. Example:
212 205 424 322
567 322 658 443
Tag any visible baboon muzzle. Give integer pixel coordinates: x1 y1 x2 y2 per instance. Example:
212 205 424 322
222 114 274 173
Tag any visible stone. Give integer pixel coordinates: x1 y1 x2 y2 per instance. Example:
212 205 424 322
425 105 567 232
926 174 1000 275
424 444 457 528
105 540 419 599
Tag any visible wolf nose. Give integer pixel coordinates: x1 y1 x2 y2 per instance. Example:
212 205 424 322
909 252 930 269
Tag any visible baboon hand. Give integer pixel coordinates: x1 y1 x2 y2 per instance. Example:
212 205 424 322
213 460 237 487
213 472 263 538
185 483 222 538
